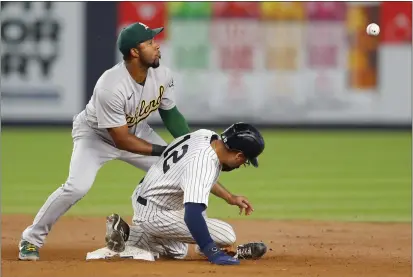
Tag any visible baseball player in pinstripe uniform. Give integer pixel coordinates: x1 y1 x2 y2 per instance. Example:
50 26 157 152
19 22 203 261
104 123 267 265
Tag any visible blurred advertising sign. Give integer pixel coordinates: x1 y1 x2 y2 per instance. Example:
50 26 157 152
305 2 347 21
210 19 259 71
168 2 212 19
346 4 380 90
208 19 259 108
380 2 412 43
306 23 346 69
263 23 304 71
149 18 410 125
212 2 260 18
260 2 305 21
1 2 85 121
169 20 210 70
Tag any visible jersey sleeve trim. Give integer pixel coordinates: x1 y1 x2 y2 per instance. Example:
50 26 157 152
97 122 127 128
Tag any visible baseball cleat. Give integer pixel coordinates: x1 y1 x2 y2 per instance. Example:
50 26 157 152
105 214 130 252
18 240 40 261
235 242 267 260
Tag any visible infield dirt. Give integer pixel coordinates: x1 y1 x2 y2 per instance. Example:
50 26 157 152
2 215 411 277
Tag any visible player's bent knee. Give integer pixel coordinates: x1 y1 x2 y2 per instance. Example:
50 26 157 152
164 244 188 260
63 181 93 199
217 233 236 247
225 228 237 246
215 224 237 246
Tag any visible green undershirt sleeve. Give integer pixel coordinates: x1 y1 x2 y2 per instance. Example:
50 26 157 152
158 106 191 138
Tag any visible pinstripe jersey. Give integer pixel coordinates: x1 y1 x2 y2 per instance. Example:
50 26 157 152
136 129 222 210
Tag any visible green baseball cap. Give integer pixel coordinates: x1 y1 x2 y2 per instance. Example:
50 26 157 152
117 22 164 56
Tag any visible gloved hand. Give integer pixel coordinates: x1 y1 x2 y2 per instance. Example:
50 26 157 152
202 242 240 265
151 144 167 156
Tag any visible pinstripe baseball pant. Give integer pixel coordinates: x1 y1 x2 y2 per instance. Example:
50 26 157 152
128 192 237 259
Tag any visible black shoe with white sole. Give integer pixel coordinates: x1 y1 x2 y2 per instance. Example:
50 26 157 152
236 242 267 260
105 214 130 252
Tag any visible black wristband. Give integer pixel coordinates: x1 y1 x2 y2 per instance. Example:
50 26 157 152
151 144 167 156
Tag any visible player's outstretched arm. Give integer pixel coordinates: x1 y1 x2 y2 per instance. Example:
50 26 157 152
158 70 190 138
184 202 239 265
211 182 254 216
211 181 233 202
158 106 190 138
107 125 166 156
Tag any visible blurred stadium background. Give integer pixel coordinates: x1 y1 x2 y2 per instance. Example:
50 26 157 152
1 2 412 222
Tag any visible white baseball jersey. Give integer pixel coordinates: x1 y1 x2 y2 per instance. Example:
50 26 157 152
136 129 222 210
81 61 175 144
128 129 237 259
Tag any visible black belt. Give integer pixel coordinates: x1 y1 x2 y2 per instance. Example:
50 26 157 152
137 196 147 206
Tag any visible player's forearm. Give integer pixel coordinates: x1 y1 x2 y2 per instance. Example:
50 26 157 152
114 134 166 156
184 203 214 250
211 182 233 204
159 107 190 138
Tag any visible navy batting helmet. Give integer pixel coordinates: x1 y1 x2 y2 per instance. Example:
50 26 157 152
220 122 265 167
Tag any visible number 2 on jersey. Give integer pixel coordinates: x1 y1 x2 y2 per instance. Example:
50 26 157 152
163 135 191 174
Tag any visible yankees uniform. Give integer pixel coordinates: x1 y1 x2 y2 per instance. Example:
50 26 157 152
21 62 175 249
125 129 236 259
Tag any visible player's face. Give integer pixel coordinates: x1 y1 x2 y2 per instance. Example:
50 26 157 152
222 152 247 172
138 39 161 68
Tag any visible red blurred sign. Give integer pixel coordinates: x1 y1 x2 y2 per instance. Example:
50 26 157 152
212 2 259 18
308 46 338 68
117 2 166 41
210 20 257 70
380 2 412 43
306 25 344 69
219 46 253 70
305 2 346 21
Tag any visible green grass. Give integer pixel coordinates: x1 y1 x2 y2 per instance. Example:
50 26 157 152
1 127 411 222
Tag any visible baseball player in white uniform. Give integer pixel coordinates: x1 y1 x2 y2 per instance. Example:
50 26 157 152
102 123 267 265
19 22 198 261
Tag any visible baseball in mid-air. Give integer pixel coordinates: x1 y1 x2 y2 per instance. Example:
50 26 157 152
366 23 380 36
